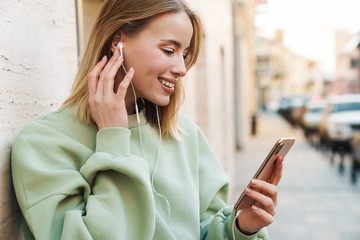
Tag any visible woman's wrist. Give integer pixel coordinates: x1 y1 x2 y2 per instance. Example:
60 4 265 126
236 218 257 236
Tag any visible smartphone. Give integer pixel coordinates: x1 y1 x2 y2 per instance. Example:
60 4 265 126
234 138 295 210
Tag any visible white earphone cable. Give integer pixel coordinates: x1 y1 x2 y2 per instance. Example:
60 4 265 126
152 105 171 224
232 210 241 240
120 53 144 157
118 43 170 224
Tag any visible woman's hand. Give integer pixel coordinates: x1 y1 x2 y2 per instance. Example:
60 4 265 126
237 157 283 235
88 49 135 130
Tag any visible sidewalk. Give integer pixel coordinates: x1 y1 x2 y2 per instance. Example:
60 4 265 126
229 111 360 240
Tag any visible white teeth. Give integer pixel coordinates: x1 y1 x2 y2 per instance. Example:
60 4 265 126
160 79 175 89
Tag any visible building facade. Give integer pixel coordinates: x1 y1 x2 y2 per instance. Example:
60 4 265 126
333 31 360 94
255 30 324 110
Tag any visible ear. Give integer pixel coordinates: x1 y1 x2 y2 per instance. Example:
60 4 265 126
110 32 123 53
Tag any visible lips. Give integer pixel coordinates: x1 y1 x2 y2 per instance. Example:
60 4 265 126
158 77 176 90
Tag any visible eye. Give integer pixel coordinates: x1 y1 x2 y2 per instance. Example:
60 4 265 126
162 49 174 55
183 50 189 60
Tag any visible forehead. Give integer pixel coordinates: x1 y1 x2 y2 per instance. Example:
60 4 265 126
134 11 193 47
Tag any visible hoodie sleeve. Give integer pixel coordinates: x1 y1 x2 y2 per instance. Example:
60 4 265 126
195 127 269 240
11 123 155 240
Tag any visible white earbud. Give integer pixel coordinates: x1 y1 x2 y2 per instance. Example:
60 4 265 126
117 42 124 58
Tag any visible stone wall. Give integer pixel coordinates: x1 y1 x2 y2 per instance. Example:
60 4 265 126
0 1 77 238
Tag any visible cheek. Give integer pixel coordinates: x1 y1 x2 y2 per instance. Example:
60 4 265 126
130 49 157 74
132 44 158 62
135 54 167 77
127 46 169 86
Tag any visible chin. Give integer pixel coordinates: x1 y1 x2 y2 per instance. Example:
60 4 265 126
150 96 171 107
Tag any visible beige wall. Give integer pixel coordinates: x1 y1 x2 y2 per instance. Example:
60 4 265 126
183 0 237 175
179 0 258 192
233 0 257 149
0 0 77 238
76 0 103 56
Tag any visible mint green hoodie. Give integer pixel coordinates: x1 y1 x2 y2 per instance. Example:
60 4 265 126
11 106 269 240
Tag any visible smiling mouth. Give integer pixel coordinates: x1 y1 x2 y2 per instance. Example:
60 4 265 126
158 78 175 90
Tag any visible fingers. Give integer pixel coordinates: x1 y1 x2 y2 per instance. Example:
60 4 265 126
244 178 279 217
237 160 283 233
116 67 134 98
269 156 283 186
88 49 134 102
101 49 124 97
98 49 124 98
251 205 274 225
244 186 276 216
88 55 108 97
250 179 278 197
87 49 133 130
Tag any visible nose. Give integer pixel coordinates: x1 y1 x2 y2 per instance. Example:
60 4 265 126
171 56 187 77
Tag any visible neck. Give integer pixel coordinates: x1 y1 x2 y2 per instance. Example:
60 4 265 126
125 91 137 115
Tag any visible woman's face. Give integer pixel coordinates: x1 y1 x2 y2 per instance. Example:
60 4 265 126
120 11 193 107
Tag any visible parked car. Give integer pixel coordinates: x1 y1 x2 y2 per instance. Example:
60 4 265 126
351 131 360 183
278 95 313 127
318 94 360 153
300 99 327 144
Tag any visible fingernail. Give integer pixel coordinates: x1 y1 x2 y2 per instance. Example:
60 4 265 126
129 67 134 73
251 205 258 211
102 55 107 61
251 179 258 185
245 188 252 194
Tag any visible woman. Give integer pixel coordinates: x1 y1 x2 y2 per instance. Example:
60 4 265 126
11 0 282 239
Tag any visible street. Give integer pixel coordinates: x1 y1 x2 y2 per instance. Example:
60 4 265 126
229 111 360 240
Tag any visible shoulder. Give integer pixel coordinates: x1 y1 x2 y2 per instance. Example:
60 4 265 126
177 112 210 144
17 106 75 136
178 112 200 132
13 106 96 149
178 112 201 138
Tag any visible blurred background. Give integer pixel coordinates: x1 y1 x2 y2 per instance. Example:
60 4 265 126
1 0 360 239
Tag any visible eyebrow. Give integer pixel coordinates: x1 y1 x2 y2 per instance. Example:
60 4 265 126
160 39 189 50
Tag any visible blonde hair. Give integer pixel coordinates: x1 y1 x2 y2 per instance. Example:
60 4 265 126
63 0 203 139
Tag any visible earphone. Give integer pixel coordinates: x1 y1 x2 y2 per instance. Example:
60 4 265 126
117 42 124 58
117 42 140 124
116 42 171 223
